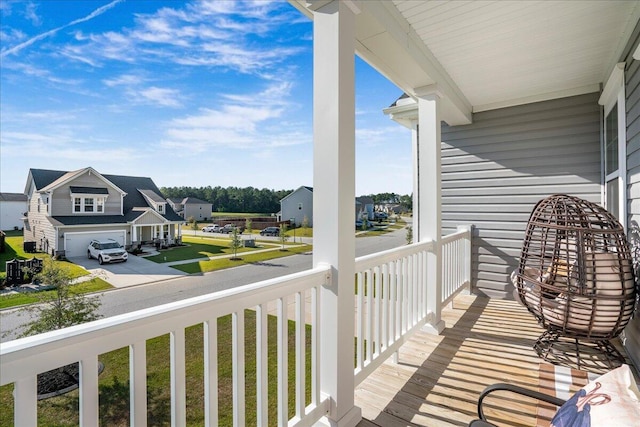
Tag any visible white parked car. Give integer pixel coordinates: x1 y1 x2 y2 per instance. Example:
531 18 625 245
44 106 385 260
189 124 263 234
202 224 220 232
88 239 128 265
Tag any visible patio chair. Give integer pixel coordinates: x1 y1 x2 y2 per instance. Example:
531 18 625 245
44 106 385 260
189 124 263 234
469 364 640 427
513 195 637 367
469 382 565 427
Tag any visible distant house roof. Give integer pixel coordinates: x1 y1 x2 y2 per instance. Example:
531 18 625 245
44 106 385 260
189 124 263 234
168 197 183 204
182 197 210 205
280 186 313 202
27 168 183 222
389 93 410 108
69 186 109 195
0 192 27 202
357 196 374 205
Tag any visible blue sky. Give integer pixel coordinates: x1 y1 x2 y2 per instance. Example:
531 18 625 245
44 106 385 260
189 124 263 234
1 0 412 196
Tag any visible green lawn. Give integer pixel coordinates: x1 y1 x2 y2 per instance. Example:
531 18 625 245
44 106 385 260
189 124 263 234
0 278 112 310
144 236 266 264
0 233 113 309
0 311 312 426
174 244 313 274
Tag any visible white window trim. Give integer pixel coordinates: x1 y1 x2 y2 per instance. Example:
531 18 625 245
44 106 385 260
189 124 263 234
71 194 107 214
599 62 627 228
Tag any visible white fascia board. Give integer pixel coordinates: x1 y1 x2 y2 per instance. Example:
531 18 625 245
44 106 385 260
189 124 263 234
360 1 472 125
602 2 640 82
474 84 601 113
634 43 640 61
599 63 625 106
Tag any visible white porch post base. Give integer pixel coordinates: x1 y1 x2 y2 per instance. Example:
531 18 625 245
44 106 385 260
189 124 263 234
316 406 362 427
422 316 446 335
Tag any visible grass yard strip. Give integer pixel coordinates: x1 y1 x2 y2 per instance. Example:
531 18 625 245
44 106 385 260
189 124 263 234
144 237 254 264
0 278 112 310
174 244 312 274
0 311 312 426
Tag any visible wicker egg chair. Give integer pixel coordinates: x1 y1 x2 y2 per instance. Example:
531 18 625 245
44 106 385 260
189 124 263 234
514 194 637 368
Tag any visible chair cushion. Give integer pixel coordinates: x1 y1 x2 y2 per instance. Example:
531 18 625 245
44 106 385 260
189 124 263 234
550 364 640 426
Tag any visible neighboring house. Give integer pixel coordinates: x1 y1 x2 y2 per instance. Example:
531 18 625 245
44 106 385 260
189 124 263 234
281 188 376 226
0 192 28 231
167 197 212 221
280 186 313 227
356 196 374 221
23 167 185 257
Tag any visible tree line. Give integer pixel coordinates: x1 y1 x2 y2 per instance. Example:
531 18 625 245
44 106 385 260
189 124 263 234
161 186 412 214
362 192 413 211
161 186 292 213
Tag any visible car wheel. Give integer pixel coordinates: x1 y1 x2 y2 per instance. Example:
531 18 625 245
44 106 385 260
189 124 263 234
88 250 92 259
98 256 104 265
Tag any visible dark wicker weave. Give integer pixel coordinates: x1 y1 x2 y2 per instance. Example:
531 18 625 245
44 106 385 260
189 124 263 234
514 195 637 367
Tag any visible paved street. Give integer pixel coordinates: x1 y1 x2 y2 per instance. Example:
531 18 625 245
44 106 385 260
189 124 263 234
0 223 409 342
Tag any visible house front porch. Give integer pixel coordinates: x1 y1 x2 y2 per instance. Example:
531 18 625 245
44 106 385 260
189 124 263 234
356 294 638 427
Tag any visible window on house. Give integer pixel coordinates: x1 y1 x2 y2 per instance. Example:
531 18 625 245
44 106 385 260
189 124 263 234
600 63 626 225
72 196 105 213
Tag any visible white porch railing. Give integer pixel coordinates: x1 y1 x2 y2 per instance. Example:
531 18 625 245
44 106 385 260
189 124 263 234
441 225 472 305
1 228 472 426
352 225 472 386
1 266 331 427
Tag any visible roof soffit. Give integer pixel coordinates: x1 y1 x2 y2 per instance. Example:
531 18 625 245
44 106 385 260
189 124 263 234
291 0 640 118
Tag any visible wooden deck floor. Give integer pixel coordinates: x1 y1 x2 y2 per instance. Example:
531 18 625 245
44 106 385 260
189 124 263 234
355 294 636 427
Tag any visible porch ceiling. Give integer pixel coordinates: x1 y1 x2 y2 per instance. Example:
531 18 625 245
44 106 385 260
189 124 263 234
291 0 640 125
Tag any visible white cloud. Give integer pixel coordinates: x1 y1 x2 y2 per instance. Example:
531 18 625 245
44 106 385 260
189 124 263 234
103 74 143 87
160 81 308 152
24 2 41 26
1 0 124 58
44 0 305 76
137 86 184 108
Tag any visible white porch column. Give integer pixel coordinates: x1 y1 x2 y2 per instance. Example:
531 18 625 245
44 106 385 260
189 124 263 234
417 88 445 334
132 225 137 243
312 1 361 426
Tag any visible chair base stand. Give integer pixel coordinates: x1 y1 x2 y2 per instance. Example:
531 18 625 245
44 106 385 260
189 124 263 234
534 330 625 373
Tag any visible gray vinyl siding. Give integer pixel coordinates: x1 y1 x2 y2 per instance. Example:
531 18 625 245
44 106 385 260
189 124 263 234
623 24 640 370
51 174 122 216
441 93 602 299
184 204 212 221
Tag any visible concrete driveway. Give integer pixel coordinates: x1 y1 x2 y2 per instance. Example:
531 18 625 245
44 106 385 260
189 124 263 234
69 254 187 288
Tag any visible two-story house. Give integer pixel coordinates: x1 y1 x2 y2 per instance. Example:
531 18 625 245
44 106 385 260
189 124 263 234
23 167 184 257
166 197 212 222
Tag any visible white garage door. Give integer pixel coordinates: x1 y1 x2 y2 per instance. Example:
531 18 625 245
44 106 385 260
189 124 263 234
64 230 126 258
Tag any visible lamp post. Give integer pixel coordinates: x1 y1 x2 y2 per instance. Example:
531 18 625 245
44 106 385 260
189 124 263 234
290 218 296 243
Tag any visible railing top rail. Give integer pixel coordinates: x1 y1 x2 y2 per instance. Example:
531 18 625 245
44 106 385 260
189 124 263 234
1 265 330 385
440 227 471 245
355 239 433 271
